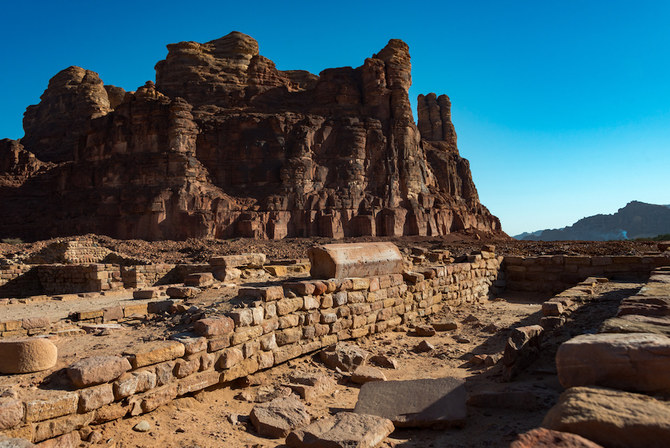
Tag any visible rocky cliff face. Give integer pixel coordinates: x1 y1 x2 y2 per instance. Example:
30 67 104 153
0 32 502 241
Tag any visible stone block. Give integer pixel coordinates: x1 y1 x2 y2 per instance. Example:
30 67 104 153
25 393 79 422
194 316 234 337
209 253 266 268
66 355 131 388
123 341 185 368
543 386 670 448
0 398 24 430
78 383 114 412
556 333 670 393
309 242 403 279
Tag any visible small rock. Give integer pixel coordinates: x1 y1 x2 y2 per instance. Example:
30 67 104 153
463 314 479 324
88 430 103 444
432 320 458 331
350 365 387 384
369 354 398 369
413 324 436 337
414 340 434 352
133 420 151 432
453 335 470 344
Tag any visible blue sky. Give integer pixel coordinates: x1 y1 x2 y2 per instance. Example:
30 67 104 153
1 1 668 236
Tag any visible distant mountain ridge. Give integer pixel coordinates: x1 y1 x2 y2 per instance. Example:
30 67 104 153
515 201 670 241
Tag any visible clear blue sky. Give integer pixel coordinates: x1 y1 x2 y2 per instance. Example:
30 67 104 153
1 0 669 236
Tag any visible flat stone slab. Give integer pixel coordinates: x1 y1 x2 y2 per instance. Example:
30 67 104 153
556 333 670 393
600 315 670 337
0 338 57 374
353 377 466 428
286 412 394 448
210 253 266 268
308 242 403 279
543 386 670 448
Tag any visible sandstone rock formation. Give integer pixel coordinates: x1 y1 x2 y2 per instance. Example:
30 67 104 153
0 32 502 241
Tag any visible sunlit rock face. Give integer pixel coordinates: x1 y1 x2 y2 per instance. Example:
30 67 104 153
0 31 501 240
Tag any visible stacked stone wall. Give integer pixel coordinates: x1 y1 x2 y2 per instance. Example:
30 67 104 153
503 254 670 293
120 264 177 288
0 251 501 444
0 265 40 298
36 264 122 295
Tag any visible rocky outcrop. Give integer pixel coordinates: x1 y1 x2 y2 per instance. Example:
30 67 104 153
0 31 502 241
0 139 53 187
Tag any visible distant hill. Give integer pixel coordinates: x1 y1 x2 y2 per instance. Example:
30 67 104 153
514 201 670 241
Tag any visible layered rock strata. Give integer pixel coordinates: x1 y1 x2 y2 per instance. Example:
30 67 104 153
0 32 501 240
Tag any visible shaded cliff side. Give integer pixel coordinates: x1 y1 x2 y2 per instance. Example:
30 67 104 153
0 31 502 241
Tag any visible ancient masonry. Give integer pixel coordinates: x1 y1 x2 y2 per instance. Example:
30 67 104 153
0 32 501 241
0 240 669 446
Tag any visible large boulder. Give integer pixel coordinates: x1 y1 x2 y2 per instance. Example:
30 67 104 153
542 387 670 448
556 333 670 393
0 338 57 374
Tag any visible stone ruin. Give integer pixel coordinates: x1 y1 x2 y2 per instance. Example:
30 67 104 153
0 240 669 447
0 31 501 241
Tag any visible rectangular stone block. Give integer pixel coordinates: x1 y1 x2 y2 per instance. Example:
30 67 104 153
309 243 404 279
124 341 185 368
25 393 79 423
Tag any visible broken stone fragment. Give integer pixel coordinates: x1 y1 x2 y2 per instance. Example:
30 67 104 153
369 354 398 369
319 343 370 372
249 396 311 438
413 324 436 337
350 365 387 384
286 412 394 448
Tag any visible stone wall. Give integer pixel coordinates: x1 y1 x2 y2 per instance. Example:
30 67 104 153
120 264 177 288
503 254 670 293
0 250 502 444
36 264 122 295
0 265 40 298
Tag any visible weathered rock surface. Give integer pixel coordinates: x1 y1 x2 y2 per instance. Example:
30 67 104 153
320 343 370 372
0 338 57 374
542 387 670 448
350 365 387 384
66 356 132 388
286 412 394 448
511 428 604 448
249 396 311 438
556 333 670 393
502 325 543 380
354 377 466 428
0 139 53 187
309 242 403 279
0 31 501 241
0 435 35 448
